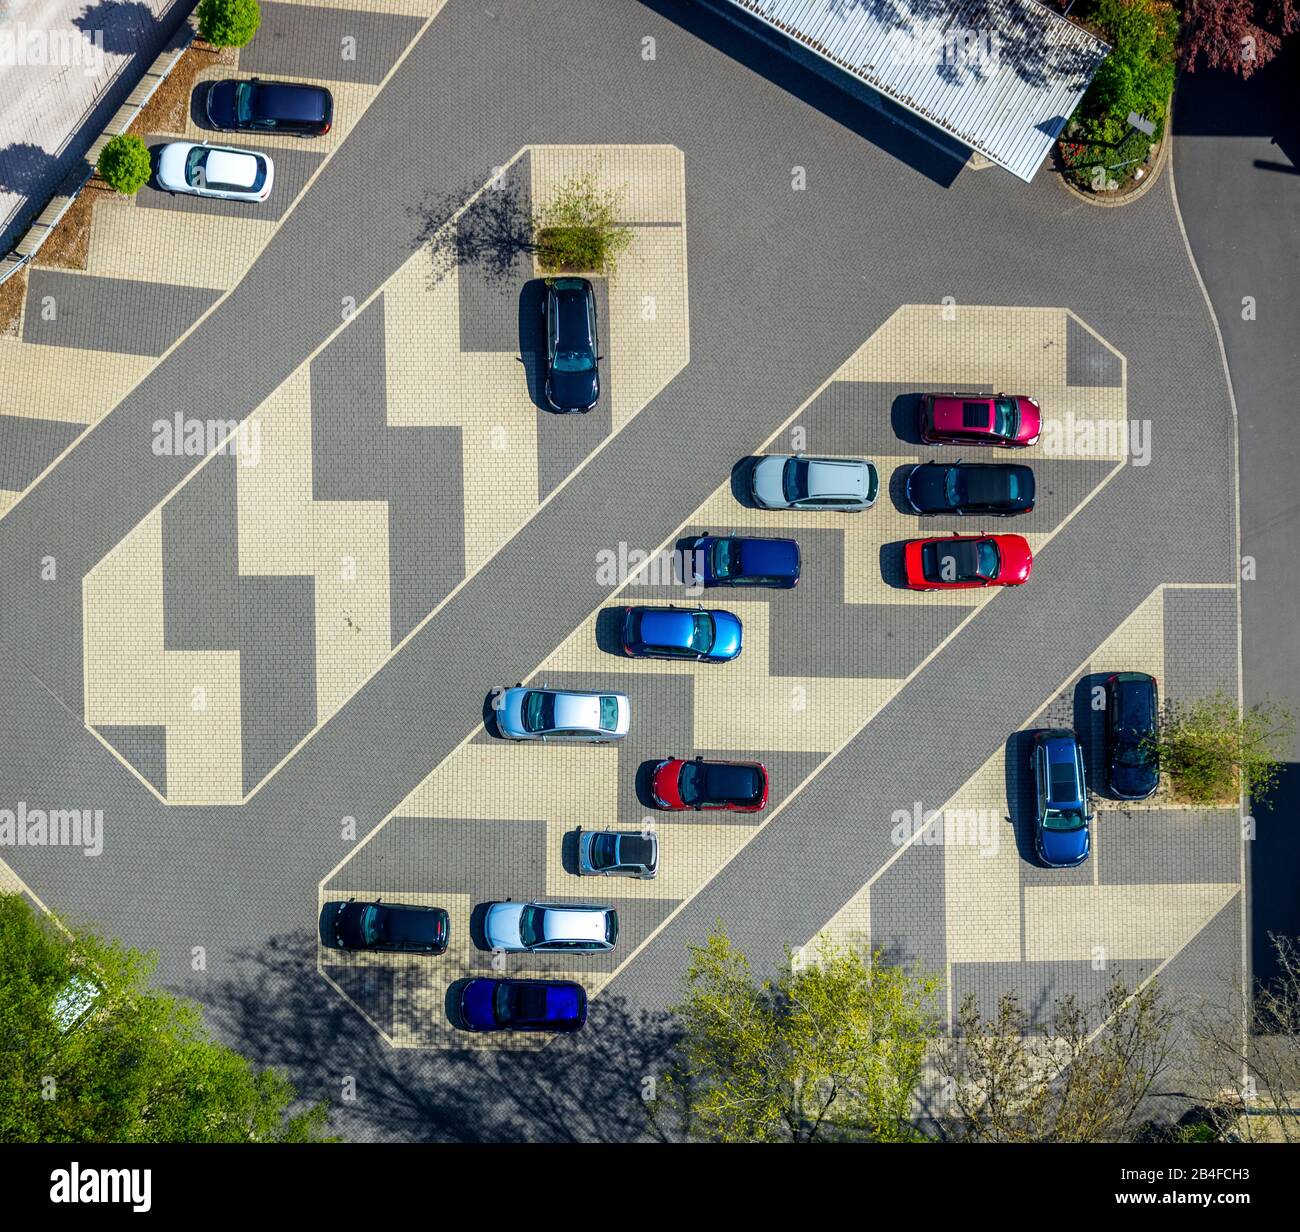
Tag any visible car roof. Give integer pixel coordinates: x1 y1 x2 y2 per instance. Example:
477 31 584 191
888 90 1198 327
546 690 620 730
204 149 258 187
703 761 763 800
614 834 657 866
539 906 608 941
252 81 330 121
637 608 698 646
734 536 799 576
804 458 868 499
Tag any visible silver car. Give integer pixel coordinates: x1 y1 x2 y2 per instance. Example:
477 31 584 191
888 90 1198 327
155 141 274 202
495 686 630 742
483 901 618 953
576 828 659 879
750 454 879 511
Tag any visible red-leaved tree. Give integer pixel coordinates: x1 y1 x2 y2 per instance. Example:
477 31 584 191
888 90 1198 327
1181 0 1299 77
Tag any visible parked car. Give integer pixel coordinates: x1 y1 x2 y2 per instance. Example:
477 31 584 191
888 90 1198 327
903 532 1033 590
483 901 618 953
1105 671 1160 800
750 454 879 511
904 461 1035 517
495 686 629 742
1033 729 1092 867
622 605 742 662
205 78 334 136
685 534 801 589
651 756 768 812
918 393 1041 447
155 142 274 202
459 978 588 1032
577 828 659 878
319 898 449 954
543 278 600 412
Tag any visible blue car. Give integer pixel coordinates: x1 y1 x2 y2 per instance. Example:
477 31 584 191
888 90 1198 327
459 978 588 1033
622 605 742 662
687 535 801 589
1032 729 1093 867
543 278 600 412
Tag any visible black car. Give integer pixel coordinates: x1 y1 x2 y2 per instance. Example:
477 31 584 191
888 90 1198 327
542 278 600 412
206 79 334 137
1105 672 1160 799
904 461 1035 516
319 898 449 953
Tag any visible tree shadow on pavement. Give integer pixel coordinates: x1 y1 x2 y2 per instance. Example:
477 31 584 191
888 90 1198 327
408 180 534 291
73 1 160 57
186 932 679 1141
0 143 69 200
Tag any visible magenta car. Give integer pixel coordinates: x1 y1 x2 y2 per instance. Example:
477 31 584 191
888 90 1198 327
918 393 1041 448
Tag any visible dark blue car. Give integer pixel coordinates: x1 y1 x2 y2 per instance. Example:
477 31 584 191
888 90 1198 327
543 278 600 412
622 605 742 661
206 78 334 136
687 535 801 589
319 898 449 953
1032 730 1092 867
1105 672 1160 800
460 978 588 1032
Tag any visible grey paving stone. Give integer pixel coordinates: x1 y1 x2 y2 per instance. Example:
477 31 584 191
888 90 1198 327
1066 315 1123 387
949 958 1158 1029
136 138 324 221
239 2 427 85
161 451 239 652
239 575 318 795
1164 587 1237 705
0 414 85 491
322 961 395 1033
21 269 220 356
869 837 946 971
455 154 534 353
94 724 167 796
1096 809 1240 886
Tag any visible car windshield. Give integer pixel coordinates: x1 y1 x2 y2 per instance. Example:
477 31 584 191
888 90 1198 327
945 468 962 506
1116 737 1154 768
359 905 382 945
993 397 1019 439
235 81 256 123
1043 809 1086 831
783 460 809 502
598 696 620 732
552 350 594 373
710 539 736 579
677 760 705 805
494 983 516 1023
590 833 619 869
689 611 715 652
521 691 555 733
184 146 207 186
518 906 544 948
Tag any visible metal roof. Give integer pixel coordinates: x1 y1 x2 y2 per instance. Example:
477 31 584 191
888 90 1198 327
723 0 1111 182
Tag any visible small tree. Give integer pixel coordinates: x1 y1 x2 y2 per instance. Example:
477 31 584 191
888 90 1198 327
532 174 632 276
0 893 333 1142
652 927 940 1142
1080 0 1179 144
196 0 262 49
96 134 152 196
1156 692 1292 806
1181 0 1299 79
936 976 1177 1142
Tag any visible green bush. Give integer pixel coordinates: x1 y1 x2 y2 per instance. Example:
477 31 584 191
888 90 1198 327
196 0 262 49
96 133 152 195
532 174 632 275
1157 692 1293 806
1084 0 1178 136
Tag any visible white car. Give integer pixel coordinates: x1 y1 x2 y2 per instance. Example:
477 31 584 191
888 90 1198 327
750 454 879 511
156 141 274 202
495 686 629 742
484 902 618 953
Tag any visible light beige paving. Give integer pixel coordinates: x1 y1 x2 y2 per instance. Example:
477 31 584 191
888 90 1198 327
0 338 153 423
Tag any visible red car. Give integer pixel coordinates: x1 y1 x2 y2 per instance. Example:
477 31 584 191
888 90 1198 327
650 757 768 812
903 532 1033 590
918 393 1040 447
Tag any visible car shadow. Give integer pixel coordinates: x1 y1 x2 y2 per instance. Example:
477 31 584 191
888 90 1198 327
147 143 168 190
878 541 911 589
730 457 760 508
560 829 581 875
189 82 220 132
1003 729 1041 865
674 535 705 588
887 462 922 514
468 902 498 952
891 392 925 445
594 607 628 656
518 277 548 410
482 689 518 739
1074 674 1110 800
635 760 665 811
445 977 473 1030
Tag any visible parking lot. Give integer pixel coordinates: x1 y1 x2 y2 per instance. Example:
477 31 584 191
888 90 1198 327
0 0 1248 1135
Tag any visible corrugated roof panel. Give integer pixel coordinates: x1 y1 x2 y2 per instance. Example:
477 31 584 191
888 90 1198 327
726 0 1110 181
